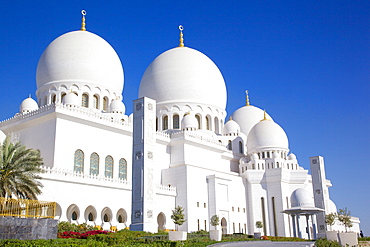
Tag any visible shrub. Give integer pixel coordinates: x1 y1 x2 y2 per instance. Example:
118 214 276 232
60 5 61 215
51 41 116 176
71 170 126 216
315 238 341 247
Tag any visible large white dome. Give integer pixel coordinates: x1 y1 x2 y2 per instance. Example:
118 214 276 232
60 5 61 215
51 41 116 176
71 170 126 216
139 47 227 110
36 31 124 94
232 105 273 136
247 119 289 153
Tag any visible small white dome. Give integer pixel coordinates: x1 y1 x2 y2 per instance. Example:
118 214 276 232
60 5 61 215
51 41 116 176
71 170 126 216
181 113 198 130
252 153 259 160
288 153 297 160
328 200 338 214
247 120 289 153
20 97 39 113
139 47 227 110
272 151 280 158
291 188 314 207
110 100 125 114
62 92 79 106
36 31 124 94
0 130 6 144
232 105 273 136
223 119 240 135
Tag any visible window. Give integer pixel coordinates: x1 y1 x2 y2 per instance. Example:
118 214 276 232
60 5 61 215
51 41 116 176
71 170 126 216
206 116 210 130
214 117 219 134
93 95 99 109
197 219 200 231
195 115 201 129
103 97 108 112
238 207 240 212
88 213 94 221
61 92 66 103
239 141 243 153
52 94 56 104
82 93 89 108
262 152 265 159
197 202 199 207
267 152 270 158
232 206 234 212
173 114 179 129
104 214 109 222
119 158 127 180
105 156 113 178
204 203 206 208
74 149 84 173
118 215 123 223
243 208 245 213
204 220 207 231
163 115 168 130
156 118 158 131
227 140 232 150
72 211 78 220
90 153 99 175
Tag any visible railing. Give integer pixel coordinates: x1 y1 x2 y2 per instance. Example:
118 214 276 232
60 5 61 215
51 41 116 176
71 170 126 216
0 197 56 218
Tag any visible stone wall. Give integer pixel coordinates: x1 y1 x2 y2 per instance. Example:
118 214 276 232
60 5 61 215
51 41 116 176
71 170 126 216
0 217 58 240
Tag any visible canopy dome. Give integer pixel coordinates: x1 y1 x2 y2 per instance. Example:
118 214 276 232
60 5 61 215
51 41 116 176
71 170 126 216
139 47 227 110
247 119 289 153
223 119 240 135
291 188 314 208
36 31 124 94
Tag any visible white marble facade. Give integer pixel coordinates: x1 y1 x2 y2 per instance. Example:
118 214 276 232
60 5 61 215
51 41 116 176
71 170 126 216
0 22 360 239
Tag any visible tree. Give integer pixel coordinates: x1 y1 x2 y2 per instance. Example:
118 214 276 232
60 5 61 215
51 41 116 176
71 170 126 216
325 213 337 231
0 136 43 199
210 215 220 229
337 208 353 232
255 221 263 233
171 205 186 231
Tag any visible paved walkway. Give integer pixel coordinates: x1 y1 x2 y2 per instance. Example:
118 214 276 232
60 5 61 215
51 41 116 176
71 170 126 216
208 241 315 247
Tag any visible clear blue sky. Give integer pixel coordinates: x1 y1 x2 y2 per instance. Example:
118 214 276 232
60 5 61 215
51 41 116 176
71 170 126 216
1 0 369 235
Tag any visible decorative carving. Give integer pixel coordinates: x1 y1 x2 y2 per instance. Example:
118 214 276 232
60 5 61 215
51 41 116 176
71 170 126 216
147 210 153 218
135 103 142 111
316 189 321 194
148 151 153 159
134 210 141 218
148 103 153 110
135 151 142 160
312 159 317 164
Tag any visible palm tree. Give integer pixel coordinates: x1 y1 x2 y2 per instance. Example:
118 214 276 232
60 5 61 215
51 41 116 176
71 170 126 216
0 136 43 200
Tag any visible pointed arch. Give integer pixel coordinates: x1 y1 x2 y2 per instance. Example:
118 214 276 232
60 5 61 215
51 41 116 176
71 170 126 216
74 149 84 173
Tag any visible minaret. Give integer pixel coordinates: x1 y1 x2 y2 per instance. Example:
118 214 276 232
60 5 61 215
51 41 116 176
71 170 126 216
130 97 157 232
310 156 330 238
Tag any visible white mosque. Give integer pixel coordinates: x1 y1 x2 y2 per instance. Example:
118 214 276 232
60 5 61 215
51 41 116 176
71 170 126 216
0 13 360 239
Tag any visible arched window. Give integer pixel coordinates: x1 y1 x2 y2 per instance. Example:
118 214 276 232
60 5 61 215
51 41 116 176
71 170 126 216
206 115 210 130
105 155 114 178
163 115 168 130
82 93 89 108
173 114 179 129
239 141 243 153
214 117 219 134
74 149 84 173
93 95 99 109
267 152 270 158
227 140 232 150
52 94 56 104
90 152 99 175
195 115 201 129
103 97 108 112
119 158 127 180
72 211 78 220
61 92 66 103
88 213 94 221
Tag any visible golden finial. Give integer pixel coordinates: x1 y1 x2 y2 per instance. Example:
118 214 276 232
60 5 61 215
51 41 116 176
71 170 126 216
245 90 250 106
179 25 184 47
262 110 269 121
81 10 87 31
229 116 233 121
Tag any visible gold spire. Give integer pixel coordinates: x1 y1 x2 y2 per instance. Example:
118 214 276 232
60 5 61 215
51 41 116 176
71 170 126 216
179 25 184 47
229 116 233 121
81 10 87 31
261 110 269 121
245 90 250 106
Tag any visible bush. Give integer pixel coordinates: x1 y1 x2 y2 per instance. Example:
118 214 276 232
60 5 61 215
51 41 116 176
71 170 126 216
315 238 341 247
58 221 96 234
